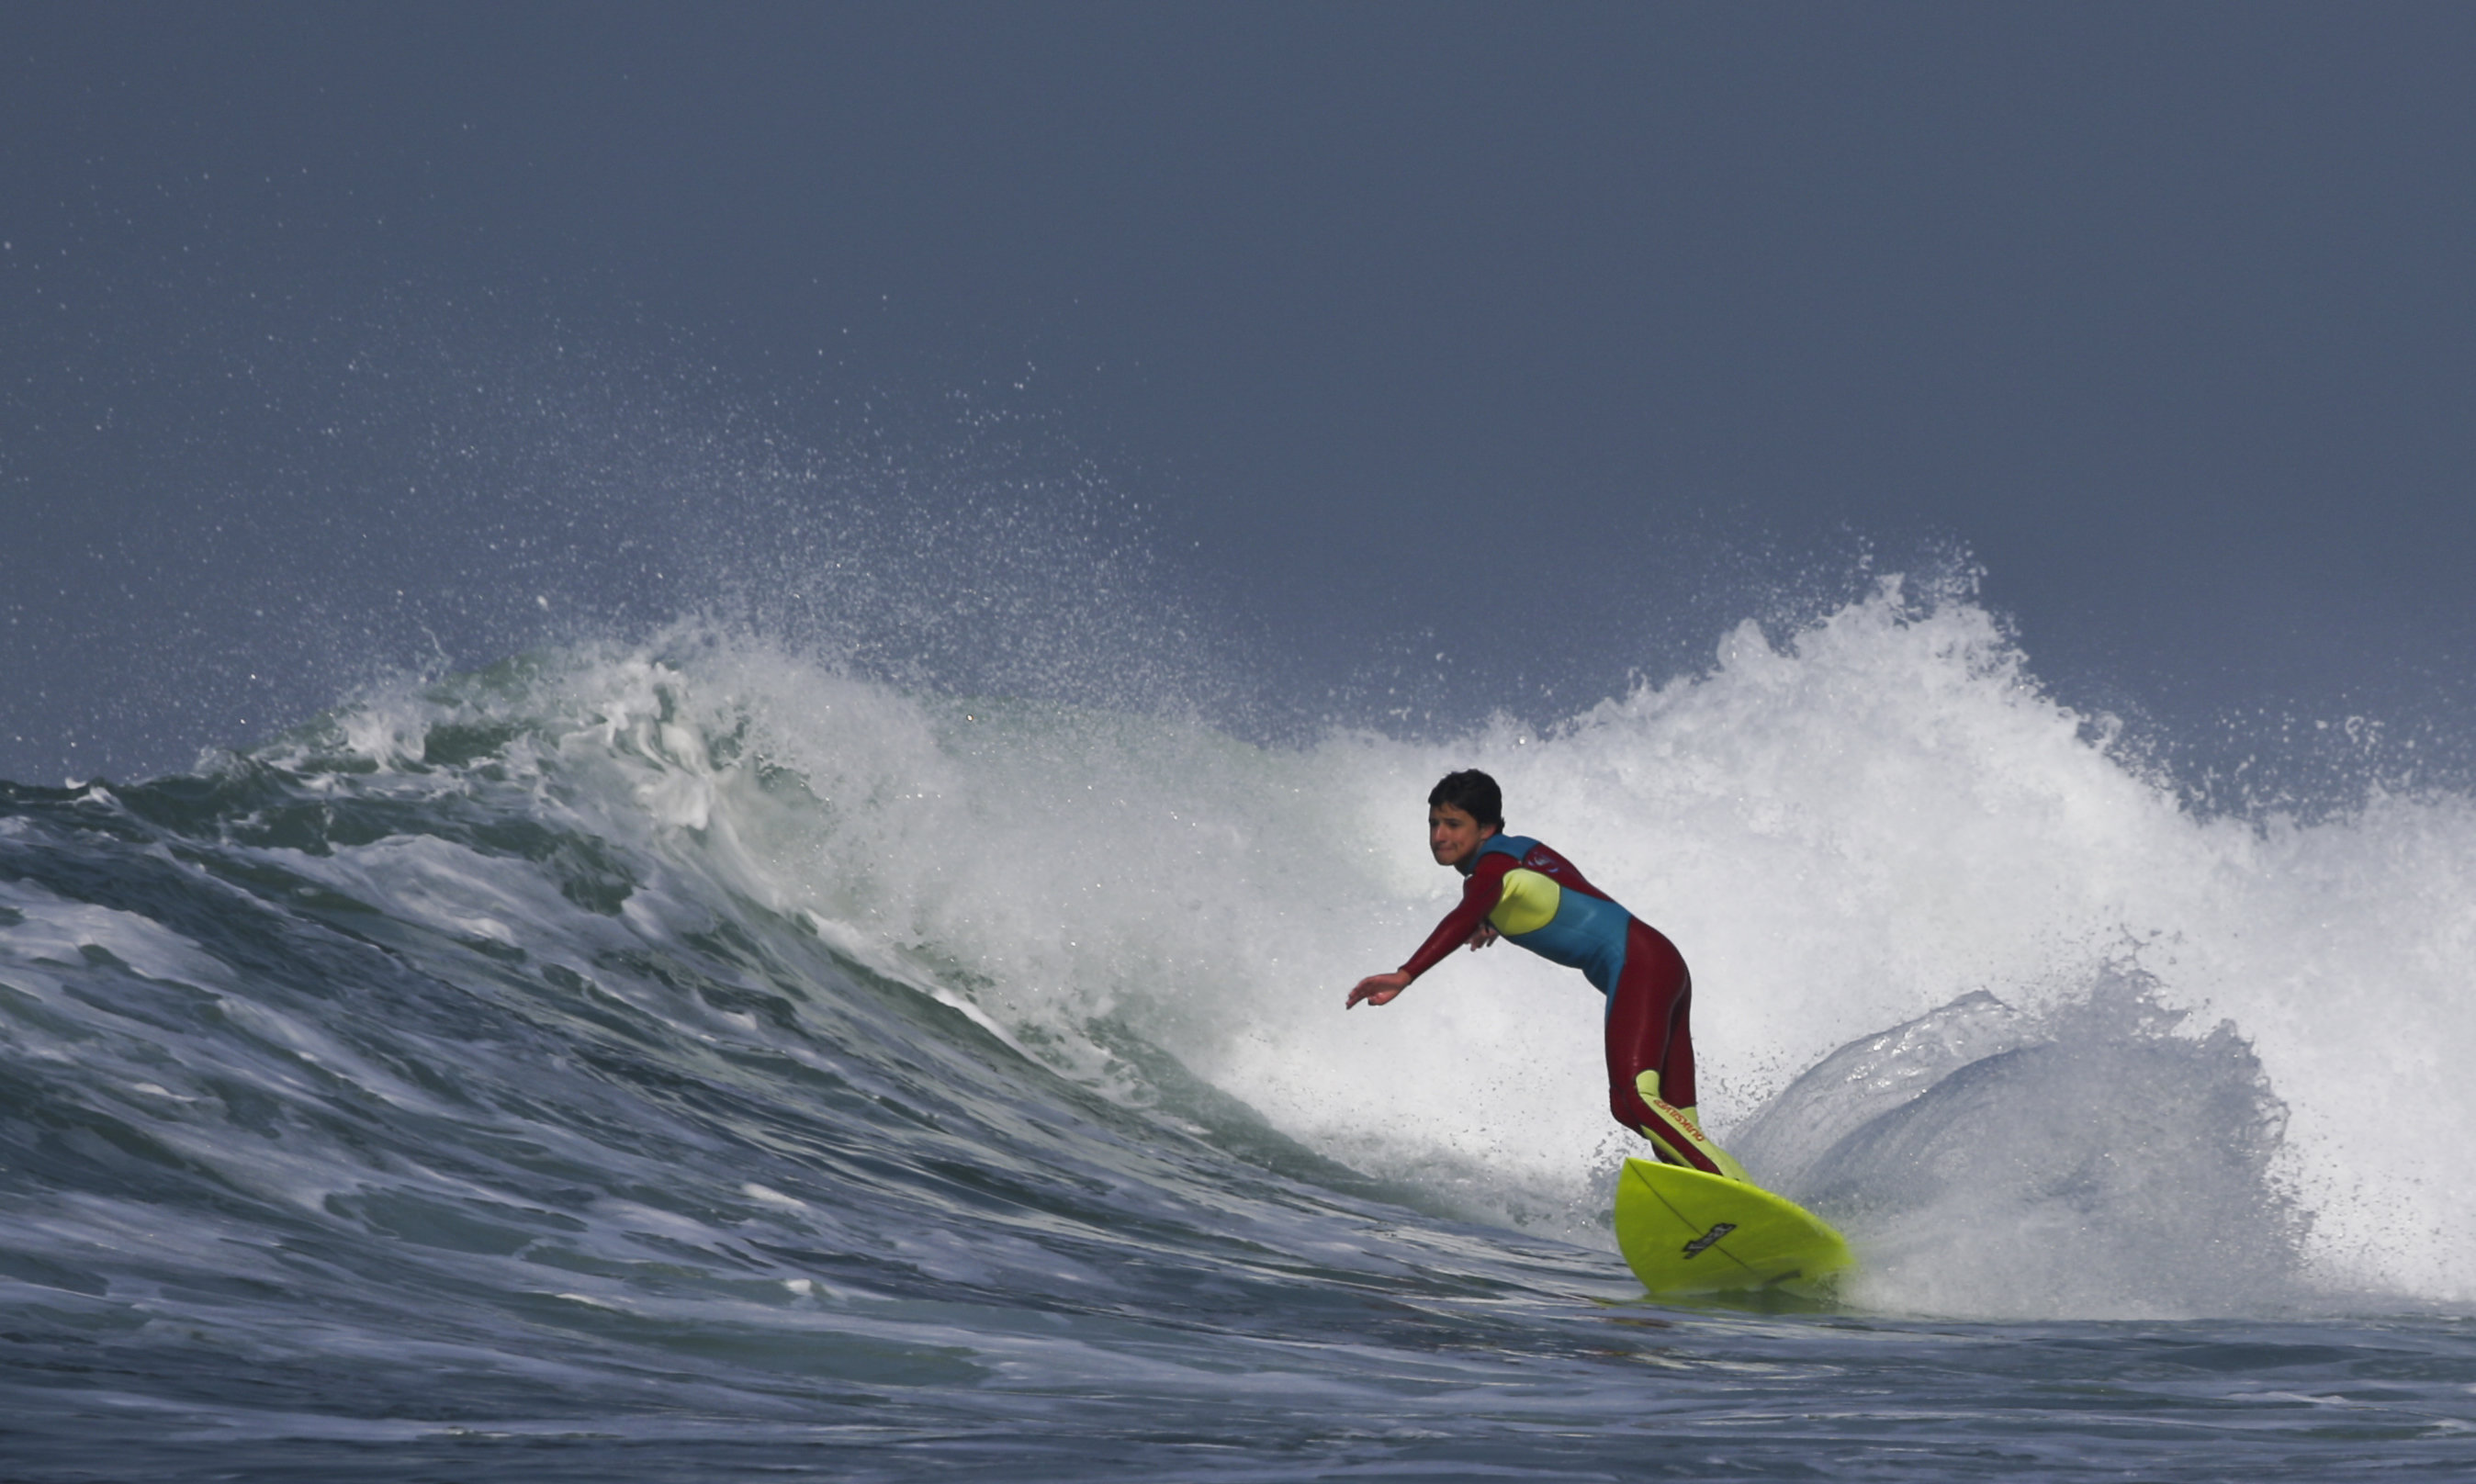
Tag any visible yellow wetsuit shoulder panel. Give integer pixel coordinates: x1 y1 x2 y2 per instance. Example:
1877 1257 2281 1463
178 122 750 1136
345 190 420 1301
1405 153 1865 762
1488 868 1562 937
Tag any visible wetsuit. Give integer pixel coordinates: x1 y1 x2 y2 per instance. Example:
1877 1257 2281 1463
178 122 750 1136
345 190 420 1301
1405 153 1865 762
1396 835 1746 1179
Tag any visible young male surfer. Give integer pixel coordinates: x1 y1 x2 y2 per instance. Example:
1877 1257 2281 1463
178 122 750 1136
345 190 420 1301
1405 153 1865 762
1346 770 1750 1181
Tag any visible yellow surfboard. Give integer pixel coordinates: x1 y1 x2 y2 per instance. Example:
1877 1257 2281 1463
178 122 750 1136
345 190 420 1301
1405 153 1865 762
1614 1157 1853 1298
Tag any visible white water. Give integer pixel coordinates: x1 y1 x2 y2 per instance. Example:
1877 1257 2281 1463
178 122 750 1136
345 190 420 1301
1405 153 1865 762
299 577 2476 1319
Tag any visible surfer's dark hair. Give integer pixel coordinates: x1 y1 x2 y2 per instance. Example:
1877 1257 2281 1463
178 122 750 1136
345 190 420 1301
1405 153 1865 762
1427 770 1503 830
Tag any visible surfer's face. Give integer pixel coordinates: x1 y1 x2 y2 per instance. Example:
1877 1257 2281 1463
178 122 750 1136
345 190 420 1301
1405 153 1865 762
1427 804 1496 869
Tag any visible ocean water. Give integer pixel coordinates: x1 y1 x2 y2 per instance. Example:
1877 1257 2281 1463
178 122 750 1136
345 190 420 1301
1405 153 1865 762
3 581 2472 1480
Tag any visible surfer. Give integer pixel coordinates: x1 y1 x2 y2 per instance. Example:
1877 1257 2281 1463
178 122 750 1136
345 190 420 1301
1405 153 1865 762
1346 769 1750 1181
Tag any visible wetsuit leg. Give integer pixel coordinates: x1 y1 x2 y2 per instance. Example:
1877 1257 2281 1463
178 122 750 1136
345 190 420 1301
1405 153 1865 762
1654 961 1696 1111
1605 920 1747 1180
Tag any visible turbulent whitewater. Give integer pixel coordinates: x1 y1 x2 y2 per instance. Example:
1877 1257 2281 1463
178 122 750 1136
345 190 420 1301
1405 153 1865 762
4 582 2472 1479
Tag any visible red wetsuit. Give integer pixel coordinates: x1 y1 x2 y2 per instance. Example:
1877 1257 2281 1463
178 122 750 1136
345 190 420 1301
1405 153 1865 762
1397 835 1716 1174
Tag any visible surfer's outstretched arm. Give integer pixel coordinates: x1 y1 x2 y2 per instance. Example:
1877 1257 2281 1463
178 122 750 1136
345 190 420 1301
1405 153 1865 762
1345 971 1409 1008
1345 855 1515 1008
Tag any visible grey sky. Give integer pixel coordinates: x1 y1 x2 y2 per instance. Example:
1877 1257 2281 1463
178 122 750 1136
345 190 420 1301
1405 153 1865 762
6 3 2472 788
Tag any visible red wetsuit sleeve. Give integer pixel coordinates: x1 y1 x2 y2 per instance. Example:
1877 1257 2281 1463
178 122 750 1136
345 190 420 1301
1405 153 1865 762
1398 854 1517 983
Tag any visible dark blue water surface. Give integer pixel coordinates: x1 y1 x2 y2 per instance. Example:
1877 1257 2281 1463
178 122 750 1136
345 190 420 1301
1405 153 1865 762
3 640 2470 1482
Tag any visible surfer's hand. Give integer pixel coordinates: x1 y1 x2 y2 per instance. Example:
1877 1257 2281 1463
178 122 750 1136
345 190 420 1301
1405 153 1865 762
1465 925 1499 951
1346 971 1410 1009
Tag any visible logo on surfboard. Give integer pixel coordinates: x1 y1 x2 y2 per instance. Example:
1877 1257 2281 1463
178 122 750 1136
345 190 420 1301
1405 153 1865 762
1680 1222 1737 1259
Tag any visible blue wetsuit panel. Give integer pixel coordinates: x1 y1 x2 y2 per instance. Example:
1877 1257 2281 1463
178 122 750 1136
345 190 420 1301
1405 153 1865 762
1473 835 1633 996
1508 889 1632 995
